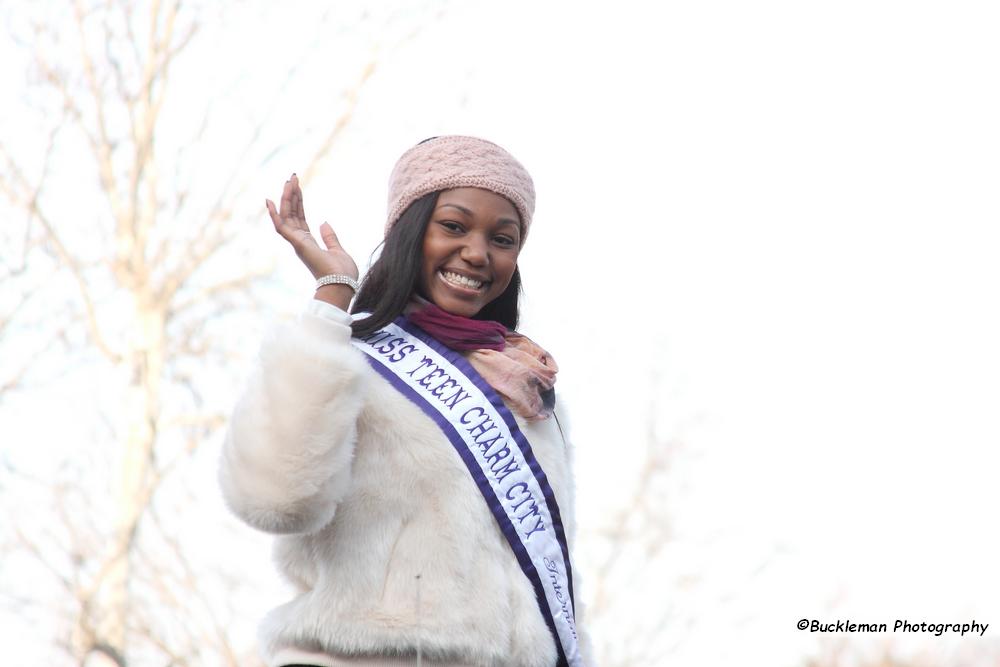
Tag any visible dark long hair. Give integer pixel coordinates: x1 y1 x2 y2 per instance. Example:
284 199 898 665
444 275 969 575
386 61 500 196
350 191 522 338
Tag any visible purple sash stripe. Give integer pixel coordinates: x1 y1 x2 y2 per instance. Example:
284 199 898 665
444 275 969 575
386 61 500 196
352 315 578 667
359 355 569 667
395 317 577 608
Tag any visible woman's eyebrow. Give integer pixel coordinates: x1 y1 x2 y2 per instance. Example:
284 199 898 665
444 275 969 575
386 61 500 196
438 203 473 216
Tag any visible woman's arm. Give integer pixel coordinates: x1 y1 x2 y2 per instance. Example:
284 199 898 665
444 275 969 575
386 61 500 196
219 174 365 534
218 300 369 534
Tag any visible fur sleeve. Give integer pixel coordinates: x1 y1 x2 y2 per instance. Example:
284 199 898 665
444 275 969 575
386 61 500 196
218 302 369 534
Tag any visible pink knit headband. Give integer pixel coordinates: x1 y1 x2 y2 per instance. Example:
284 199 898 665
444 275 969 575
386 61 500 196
385 135 536 243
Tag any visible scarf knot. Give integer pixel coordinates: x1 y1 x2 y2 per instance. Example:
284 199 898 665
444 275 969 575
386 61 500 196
405 299 558 421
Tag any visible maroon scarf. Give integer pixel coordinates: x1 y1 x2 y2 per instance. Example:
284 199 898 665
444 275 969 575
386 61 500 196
407 301 508 351
404 298 558 421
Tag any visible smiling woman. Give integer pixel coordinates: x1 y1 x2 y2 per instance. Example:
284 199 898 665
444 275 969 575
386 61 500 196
219 136 591 667
418 188 521 318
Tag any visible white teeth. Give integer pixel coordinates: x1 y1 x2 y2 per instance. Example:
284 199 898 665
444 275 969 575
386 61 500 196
441 270 484 289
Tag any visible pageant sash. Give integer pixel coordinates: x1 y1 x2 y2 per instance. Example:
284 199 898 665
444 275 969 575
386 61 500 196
350 315 582 667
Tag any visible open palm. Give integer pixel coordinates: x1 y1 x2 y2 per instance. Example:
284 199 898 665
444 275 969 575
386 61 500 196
266 174 358 280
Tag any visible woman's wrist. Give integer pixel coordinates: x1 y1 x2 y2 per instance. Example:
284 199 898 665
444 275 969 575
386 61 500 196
314 273 359 292
314 284 353 310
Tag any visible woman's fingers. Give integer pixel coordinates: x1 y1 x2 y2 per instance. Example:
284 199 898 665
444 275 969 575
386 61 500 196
268 175 354 280
319 222 339 250
267 197 308 244
279 177 294 221
291 175 306 221
265 199 282 231
318 222 359 278
271 174 312 238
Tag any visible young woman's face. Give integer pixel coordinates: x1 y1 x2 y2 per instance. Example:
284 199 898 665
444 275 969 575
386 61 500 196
418 187 521 318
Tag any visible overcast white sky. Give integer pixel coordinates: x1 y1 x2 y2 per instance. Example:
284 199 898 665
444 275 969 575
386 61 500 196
3 1 1000 665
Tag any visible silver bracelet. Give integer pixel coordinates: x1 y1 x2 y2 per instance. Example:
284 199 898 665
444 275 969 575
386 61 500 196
315 274 360 293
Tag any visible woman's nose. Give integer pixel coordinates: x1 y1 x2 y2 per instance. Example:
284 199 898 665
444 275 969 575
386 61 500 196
460 235 488 266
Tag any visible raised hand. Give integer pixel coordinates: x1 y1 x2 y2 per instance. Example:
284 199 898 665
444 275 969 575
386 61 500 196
266 174 359 282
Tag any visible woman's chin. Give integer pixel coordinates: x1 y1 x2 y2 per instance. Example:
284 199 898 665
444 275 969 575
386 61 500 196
428 296 481 318
425 280 490 318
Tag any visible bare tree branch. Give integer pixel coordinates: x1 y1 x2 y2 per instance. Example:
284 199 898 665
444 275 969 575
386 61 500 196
1 3 441 664
300 58 377 187
0 132 123 364
72 0 127 236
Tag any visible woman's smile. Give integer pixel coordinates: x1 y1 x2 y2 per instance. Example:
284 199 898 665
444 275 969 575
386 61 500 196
439 268 489 292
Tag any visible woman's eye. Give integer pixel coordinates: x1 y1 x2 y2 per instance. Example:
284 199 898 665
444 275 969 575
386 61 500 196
494 235 516 247
439 221 463 232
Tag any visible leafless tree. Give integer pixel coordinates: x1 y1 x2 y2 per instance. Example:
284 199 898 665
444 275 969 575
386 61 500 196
0 1 438 664
581 415 675 667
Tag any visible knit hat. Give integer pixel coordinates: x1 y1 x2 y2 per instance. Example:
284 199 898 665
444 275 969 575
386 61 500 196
385 135 536 244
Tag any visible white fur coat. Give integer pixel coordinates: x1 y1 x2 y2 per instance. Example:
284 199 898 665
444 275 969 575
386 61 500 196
219 300 590 667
